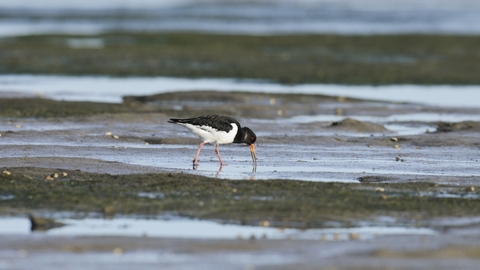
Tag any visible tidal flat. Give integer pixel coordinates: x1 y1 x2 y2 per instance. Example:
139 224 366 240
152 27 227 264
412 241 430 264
1 90 480 222
2 91 480 269
1 32 480 269
2 33 480 84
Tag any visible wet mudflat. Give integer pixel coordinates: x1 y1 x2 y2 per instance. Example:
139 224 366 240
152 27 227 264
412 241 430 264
2 1 480 267
1 90 480 269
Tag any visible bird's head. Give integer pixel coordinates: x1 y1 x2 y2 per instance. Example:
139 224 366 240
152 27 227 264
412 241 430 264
242 127 256 145
242 127 257 165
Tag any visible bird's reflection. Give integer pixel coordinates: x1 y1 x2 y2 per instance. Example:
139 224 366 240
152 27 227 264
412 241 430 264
192 161 255 179
250 162 257 180
215 165 223 178
192 162 223 178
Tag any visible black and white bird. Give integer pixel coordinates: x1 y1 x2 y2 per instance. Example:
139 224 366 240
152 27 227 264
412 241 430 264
168 115 257 167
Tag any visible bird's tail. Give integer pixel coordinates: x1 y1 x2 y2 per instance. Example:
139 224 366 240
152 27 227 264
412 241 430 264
168 118 182 124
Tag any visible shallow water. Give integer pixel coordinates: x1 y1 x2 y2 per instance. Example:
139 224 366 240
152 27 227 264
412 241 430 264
2 75 480 107
1 0 480 36
284 113 480 124
2 132 480 182
0 216 436 240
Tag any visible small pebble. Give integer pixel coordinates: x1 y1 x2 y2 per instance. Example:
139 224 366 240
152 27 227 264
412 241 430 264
2 170 11 175
259 220 270 227
104 206 114 214
375 187 385 192
394 144 400 149
105 131 113 136
113 248 123 255
466 186 475 192
62 172 68 177
390 137 398 142
113 135 120 139
349 232 361 240
380 194 388 200
18 249 27 257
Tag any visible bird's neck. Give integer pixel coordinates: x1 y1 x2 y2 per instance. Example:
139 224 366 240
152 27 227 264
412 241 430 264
233 126 245 143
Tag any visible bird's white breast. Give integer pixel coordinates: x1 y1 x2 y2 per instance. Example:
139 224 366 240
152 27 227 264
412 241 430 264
182 123 238 144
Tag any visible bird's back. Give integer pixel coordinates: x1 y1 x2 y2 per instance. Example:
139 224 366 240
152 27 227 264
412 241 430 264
168 115 240 132
168 115 240 144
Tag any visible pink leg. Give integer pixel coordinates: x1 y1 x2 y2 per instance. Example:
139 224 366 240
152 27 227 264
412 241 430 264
193 142 206 165
215 144 225 166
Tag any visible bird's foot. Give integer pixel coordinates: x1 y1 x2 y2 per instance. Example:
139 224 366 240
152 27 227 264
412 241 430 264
193 159 199 170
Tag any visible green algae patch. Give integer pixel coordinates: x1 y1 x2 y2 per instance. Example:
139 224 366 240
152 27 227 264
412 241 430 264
2 33 480 84
1 168 479 228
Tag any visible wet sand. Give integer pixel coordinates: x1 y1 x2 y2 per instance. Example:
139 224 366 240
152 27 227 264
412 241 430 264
1 91 480 269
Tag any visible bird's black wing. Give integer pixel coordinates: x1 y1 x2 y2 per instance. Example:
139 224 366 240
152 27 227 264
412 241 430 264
168 115 240 132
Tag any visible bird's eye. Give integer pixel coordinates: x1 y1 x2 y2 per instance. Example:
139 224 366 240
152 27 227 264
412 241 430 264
251 136 255 141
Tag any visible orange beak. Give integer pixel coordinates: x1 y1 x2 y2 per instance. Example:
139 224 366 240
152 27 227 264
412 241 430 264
250 144 257 165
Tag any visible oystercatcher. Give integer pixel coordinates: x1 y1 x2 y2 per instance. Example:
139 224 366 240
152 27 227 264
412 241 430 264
168 115 257 167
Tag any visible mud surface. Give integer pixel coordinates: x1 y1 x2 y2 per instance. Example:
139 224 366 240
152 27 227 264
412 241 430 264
1 91 480 269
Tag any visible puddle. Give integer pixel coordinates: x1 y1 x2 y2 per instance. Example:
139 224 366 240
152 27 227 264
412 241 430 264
2 75 480 107
283 113 480 124
0 194 14 200
0 216 437 241
137 192 166 199
418 191 479 199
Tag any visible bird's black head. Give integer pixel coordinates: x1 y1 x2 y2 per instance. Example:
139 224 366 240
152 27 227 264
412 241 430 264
242 127 256 145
